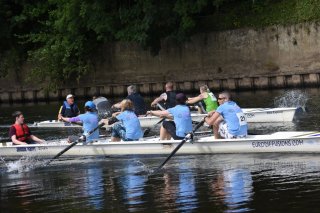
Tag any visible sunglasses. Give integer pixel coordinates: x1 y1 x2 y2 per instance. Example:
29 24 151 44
218 97 225 100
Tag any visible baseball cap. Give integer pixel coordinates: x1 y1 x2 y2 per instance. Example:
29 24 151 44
66 94 74 100
85 101 96 109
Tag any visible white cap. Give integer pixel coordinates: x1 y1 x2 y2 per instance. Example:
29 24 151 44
66 94 74 100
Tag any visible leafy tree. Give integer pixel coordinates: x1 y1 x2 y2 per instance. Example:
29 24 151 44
1 0 320 89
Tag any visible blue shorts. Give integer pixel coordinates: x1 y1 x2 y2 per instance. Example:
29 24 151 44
111 123 135 141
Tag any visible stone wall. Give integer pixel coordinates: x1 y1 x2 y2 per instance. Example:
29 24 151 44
1 22 320 103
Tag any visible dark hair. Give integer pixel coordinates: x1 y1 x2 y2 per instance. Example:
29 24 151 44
12 111 23 118
93 92 99 98
176 93 187 105
84 106 94 112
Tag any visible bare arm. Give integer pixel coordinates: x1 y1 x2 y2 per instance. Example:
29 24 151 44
30 135 45 144
58 115 70 122
11 135 27 145
187 94 204 104
112 102 121 109
205 111 221 126
147 110 173 119
151 93 166 107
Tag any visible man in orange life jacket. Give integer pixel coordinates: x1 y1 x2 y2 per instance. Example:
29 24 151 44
9 111 45 145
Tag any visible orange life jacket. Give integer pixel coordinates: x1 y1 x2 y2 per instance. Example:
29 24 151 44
13 124 31 142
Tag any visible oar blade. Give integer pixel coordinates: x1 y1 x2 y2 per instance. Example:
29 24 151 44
68 135 80 143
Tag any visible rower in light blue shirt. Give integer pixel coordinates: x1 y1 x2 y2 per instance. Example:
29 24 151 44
205 91 248 139
59 101 99 142
148 93 193 140
101 99 143 142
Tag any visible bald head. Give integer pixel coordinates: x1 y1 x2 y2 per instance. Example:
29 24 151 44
165 82 174 91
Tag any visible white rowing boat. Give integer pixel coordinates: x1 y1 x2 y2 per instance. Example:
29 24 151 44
32 120 82 128
1 131 319 159
32 107 298 128
242 107 297 122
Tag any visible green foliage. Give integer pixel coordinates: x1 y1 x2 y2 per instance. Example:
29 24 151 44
1 0 320 89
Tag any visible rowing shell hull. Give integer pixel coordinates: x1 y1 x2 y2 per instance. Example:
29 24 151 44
32 120 82 128
139 107 297 127
1 131 319 159
242 107 297 122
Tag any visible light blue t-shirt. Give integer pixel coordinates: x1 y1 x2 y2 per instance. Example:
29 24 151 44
167 105 193 137
116 110 143 140
216 101 248 136
70 112 99 142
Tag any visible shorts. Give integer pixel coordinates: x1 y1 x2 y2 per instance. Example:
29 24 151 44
162 121 184 140
218 121 247 139
111 123 135 141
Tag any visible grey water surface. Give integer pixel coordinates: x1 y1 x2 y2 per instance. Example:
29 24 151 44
1 88 320 213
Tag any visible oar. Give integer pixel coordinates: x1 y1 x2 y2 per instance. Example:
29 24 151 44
143 117 166 137
197 101 207 114
156 103 166 111
151 118 206 174
46 123 104 165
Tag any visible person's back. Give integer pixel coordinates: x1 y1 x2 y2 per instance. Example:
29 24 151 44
167 104 193 137
127 92 146 115
116 110 143 140
93 96 112 118
60 101 99 142
78 111 99 142
216 101 247 136
164 90 176 109
203 91 218 112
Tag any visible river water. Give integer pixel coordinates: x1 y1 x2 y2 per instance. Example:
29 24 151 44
1 88 320 212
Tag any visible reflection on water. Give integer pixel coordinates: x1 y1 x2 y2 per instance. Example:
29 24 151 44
2 155 320 211
120 163 147 212
222 168 253 212
85 167 104 210
176 163 198 212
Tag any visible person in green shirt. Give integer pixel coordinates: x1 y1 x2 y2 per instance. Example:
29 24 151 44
186 85 218 113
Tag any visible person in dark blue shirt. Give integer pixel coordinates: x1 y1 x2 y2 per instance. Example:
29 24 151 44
113 85 147 116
